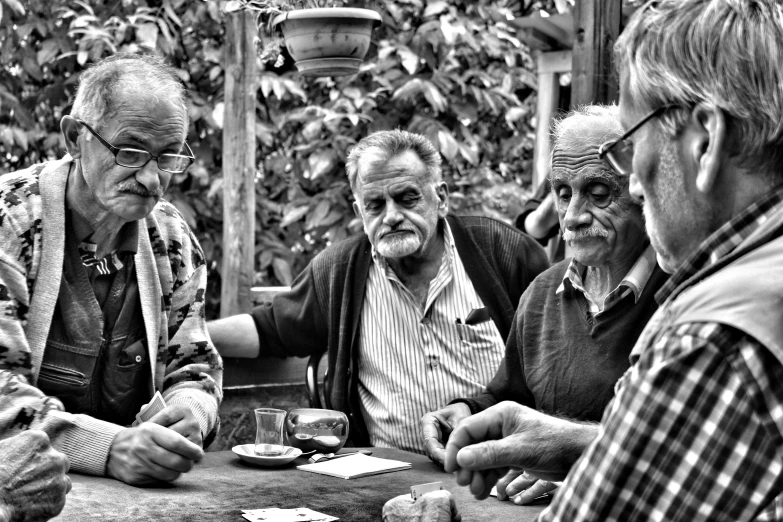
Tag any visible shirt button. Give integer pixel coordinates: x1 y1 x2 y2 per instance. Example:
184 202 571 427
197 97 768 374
135 355 143 363
421 318 430 325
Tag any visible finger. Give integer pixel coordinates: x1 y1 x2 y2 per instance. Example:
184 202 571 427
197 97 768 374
427 445 446 468
64 475 72 495
166 419 203 446
444 410 505 473
470 468 505 500
455 439 520 472
148 405 186 427
496 469 525 500
512 481 558 506
148 424 204 461
503 471 537 498
454 468 473 487
420 415 443 441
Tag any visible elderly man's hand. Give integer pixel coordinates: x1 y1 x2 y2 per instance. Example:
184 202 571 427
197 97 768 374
148 404 202 447
106 423 204 486
444 401 598 499
382 491 461 522
0 430 71 522
496 469 558 505
421 403 472 467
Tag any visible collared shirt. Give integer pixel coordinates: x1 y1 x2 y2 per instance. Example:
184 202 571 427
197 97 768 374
557 243 657 315
540 187 783 521
358 221 505 454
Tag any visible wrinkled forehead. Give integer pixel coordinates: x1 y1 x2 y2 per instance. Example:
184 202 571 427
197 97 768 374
356 148 430 187
551 142 622 190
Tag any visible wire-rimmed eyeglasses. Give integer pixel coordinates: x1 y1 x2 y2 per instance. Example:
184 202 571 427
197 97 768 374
598 105 675 176
76 119 194 174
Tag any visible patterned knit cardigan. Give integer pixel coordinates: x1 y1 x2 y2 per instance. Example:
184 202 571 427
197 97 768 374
0 157 223 475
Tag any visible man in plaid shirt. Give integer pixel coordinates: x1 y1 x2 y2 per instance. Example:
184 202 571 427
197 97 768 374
412 1 783 521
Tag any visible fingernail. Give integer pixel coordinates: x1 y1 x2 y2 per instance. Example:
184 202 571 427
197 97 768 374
459 449 476 467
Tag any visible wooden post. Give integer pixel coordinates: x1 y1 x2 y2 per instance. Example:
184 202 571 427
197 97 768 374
570 0 621 107
532 50 572 188
221 9 257 317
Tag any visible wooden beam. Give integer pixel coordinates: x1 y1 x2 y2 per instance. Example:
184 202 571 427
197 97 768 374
532 65 560 188
221 9 257 317
538 50 572 75
570 0 621 107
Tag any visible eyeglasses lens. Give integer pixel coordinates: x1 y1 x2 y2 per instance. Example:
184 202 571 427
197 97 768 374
606 140 634 176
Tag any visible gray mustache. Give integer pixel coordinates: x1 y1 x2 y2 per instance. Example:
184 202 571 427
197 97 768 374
118 180 163 198
562 227 609 241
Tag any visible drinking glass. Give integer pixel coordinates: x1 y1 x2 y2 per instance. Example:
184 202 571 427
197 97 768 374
254 408 286 456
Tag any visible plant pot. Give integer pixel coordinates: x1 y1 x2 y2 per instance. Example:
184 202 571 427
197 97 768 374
272 7 382 77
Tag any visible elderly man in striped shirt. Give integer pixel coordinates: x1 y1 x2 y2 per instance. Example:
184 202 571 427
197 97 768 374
209 129 549 452
432 1 783 521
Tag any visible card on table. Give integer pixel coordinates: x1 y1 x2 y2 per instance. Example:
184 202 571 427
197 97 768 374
131 391 166 427
410 481 444 501
242 507 338 521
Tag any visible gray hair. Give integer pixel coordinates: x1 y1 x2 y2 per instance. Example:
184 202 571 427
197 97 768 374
615 0 783 174
71 53 188 131
550 104 625 192
345 129 442 191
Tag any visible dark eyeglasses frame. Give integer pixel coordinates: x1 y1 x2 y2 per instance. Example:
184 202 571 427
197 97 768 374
75 118 195 174
598 105 676 176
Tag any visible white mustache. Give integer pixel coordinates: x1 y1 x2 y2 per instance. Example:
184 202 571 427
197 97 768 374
562 227 609 241
379 227 415 238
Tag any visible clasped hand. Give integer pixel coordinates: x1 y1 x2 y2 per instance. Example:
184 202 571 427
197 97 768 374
107 404 204 486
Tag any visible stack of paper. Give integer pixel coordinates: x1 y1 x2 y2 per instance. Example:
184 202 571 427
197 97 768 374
296 453 411 479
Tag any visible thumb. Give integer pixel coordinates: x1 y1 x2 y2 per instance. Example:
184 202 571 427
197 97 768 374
456 439 517 471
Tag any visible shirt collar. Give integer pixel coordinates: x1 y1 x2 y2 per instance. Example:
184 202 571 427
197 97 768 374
69 209 139 256
656 185 783 304
556 243 657 303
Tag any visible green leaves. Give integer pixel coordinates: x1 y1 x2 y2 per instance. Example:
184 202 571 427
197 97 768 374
0 0 556 316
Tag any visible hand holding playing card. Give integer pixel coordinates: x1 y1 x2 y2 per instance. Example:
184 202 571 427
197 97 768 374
148 404 203 446
106 423 204 486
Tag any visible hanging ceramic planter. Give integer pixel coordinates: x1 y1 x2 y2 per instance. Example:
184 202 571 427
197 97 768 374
272 7 382 77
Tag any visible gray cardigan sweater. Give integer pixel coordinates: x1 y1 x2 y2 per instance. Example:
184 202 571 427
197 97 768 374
251 214 549 445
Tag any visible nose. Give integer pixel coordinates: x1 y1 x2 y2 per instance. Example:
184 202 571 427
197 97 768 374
135 161 164 195
563 193 592 231
629 173 644 203
382 200 403 227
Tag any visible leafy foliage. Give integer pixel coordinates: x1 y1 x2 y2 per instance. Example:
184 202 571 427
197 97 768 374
0 0 563 317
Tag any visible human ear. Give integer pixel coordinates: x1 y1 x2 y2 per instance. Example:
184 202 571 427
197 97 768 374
690 103 727 194
60 116 82 159
436 181 449 216
352 200 361 219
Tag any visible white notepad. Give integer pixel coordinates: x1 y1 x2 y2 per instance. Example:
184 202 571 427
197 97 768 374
296 453 411 479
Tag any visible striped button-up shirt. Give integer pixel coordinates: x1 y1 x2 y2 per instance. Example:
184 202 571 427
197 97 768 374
540 187 783 521
358 221 505 453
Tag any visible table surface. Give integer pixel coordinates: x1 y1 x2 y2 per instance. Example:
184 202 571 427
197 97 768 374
52 447 548 521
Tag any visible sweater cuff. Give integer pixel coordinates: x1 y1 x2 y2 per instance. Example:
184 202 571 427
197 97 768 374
448 398 480 415
165 389 219 442
49 411 123 476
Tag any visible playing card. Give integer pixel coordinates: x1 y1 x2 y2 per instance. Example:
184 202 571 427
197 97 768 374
242 507 337 522
132 391 166 426
410 481 444 501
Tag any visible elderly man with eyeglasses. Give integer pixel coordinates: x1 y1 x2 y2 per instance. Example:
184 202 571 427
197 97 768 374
0 53 222 489
420 1 783 521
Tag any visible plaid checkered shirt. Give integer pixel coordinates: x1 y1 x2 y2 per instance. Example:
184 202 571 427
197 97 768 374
539 186 783 521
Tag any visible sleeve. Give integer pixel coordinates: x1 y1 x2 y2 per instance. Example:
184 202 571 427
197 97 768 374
249 262 329 359
160 226 223 444
0 257 123 476
457 289 536 414
515 179 559 245
539 325 783 521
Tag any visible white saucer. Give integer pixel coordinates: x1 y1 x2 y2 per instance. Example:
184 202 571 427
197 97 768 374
232 444 302 467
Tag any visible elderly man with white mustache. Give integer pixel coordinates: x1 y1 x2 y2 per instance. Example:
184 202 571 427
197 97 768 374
209 129 549 453
419 105 668 509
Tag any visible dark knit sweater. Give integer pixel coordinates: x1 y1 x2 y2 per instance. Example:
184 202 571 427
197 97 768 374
461 258 669 422
250 214 549 445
